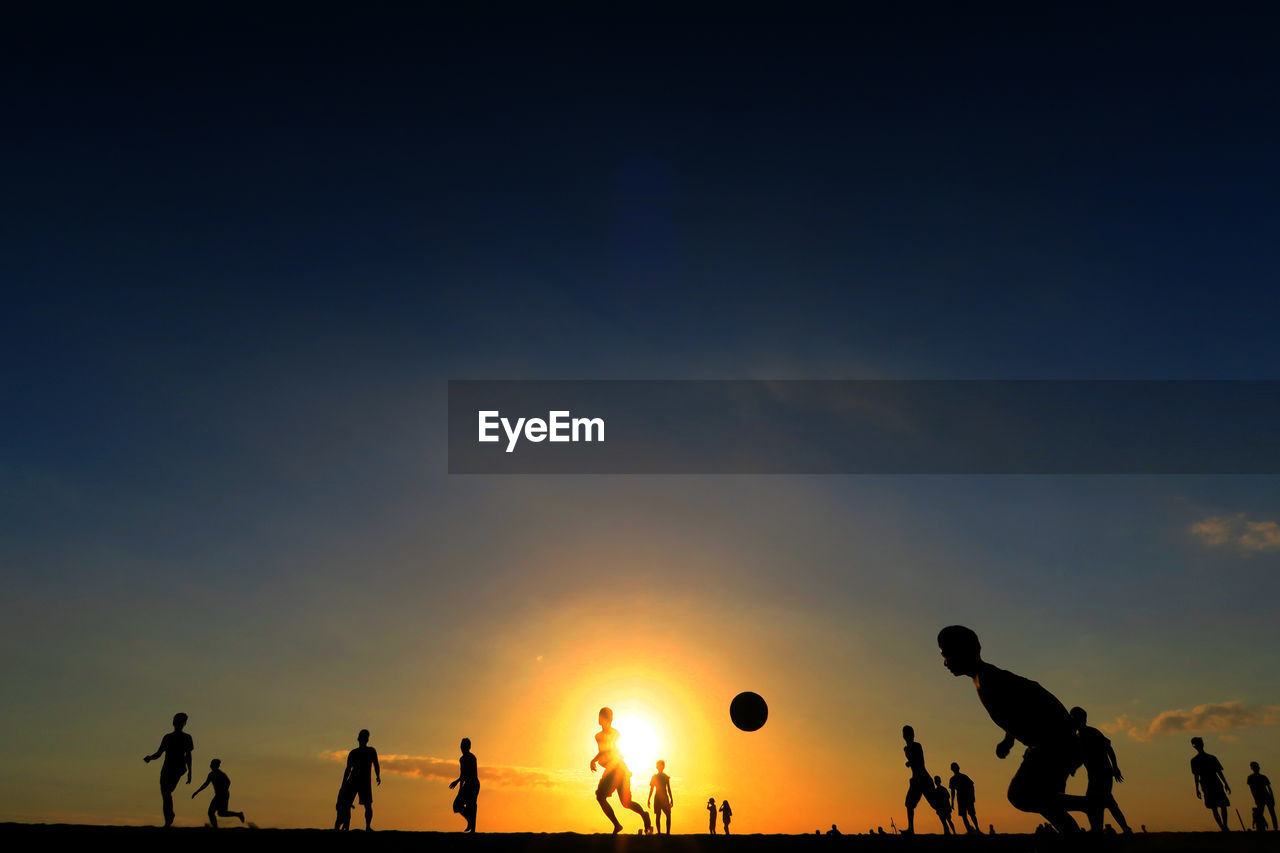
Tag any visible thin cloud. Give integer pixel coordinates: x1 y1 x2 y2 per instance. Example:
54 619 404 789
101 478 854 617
321 751 588 789
1101 701 1280 742
1190 514 1280 553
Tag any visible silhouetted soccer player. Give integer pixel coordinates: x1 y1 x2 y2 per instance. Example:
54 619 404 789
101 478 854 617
590 707 652 834
931 775 956 834
707 798 717 834
719 799 732 834
449 737 480 832
647 760 673 834
949 762 979 833
143 712 193 827
344 729 381 831
191 759 245 828
937 625 1086 833
1190 736 1231 831
1248 762 1276 831
1070 706 1131 833
902 725 939 834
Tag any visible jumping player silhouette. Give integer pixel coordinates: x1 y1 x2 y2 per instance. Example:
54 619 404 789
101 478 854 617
1190 737 1231 831
143 712 193 827
590 707 652 834
949 762 979 833
191 759 245 828
647 760 673 834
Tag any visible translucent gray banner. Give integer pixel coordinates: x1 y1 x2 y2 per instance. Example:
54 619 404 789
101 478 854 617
447 381 1280 474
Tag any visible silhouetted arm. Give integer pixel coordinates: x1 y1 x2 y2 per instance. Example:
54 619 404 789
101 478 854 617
144 740 164 763
1194 768 1202 799
995 732 1015 759
1218 769 1230 794
373 749 381 785
1106 743 1123 782
647 779 654 807
667 779 673 808
192 774 211 798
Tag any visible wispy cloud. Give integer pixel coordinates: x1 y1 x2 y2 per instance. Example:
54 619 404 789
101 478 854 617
1190 514 1280 553
1101 701 1280 742
321 751 588 789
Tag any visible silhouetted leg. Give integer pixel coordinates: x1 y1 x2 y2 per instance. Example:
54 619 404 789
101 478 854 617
969 808 981 833
618 786 652 833
597 793 623 833
1268 804 1277 830
1104 797 1130 832
364 803 373 830
162 789 175 827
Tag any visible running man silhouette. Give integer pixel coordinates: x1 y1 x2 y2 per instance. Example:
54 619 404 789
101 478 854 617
719 799 732 834
590 707 652 834
143 712 193 827
902 725 940 834
948 762 979 833
937 626 1086 833
1190 736 1231 831
1247 762 1276 831
931 775 956 834
647 760 673 835
191 759 245 828
1070 707 1131 833
343 729 381 831
707 798 717 834
449 737 480 832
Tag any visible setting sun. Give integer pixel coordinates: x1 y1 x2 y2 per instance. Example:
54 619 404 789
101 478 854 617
614 716 661 777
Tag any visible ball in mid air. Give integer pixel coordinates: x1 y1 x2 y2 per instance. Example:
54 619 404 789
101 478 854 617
730 691 768 731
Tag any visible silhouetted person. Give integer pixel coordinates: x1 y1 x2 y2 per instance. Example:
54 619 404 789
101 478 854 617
1248 762 1276 830
937 626 1086 832
719 799 732 834
827 824 841 835
949 762 979 833
1070 706 1131 833
901 724 935 834
344 729 380 831
143 712 193 827
647 760 673 834
191 759 244 828
590 707 652 834
1190 736 1231 831
932 775 956 834
707 798 717 834
334 762 355 831
449 737 480 832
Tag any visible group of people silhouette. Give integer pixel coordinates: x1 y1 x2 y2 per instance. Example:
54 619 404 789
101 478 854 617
142 713 244 829
901 724 981 835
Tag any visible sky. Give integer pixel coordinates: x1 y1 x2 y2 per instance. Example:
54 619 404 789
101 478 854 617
2 2 1279 834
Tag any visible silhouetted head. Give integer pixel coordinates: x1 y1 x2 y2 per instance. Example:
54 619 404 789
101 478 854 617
1252 761 1261 772
460 738 471 754
708 798 715 805
934 775 942 785
1070 706 1087 728
172 712 188 730
950 762 959 773
938 625 982 676
656 760 665 771
902 724 915 742
358 729 370 745
1191 736 1204 751
210 759 221 770
598 707 613 727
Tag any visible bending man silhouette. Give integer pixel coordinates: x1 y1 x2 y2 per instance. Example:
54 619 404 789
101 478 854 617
191 759 245 828
590 707 652 834
143 712 193 827
937 626 1086 832
1070 707 1131 833
647 760 673 834
1248 762 1276 831
707 798 717 834
344 729 381 831
902 725 938 834
949 762 979 833
1190 737 1231 831
449 737 480 832
719 799 732 834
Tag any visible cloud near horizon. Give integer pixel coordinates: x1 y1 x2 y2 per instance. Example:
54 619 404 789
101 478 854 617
1101 701 1280 742
321 751 588 789
1190 514 1280 553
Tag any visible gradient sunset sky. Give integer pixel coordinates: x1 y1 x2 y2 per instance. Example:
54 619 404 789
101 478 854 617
3 4 1279 834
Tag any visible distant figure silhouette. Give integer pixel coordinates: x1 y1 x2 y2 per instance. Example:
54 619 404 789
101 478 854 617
1190 736 1231 831
344 729 380 831
449 737 480 832
902 725 940 834
719 799 732 834
949 762 980 833
334 761 355 831
647 760 673 835
937 626 1086 833
590 707 652 834
931 775 956 834
191 759 244 828
1248 762 1276 831
827 824 841 835
1070 707 1131 833
143 712 193 827
707 798 717 834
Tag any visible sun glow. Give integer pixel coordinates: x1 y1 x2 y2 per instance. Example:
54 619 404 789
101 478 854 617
613 715 661 777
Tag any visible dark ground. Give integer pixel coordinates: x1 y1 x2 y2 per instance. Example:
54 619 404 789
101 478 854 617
3 824 1279 853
